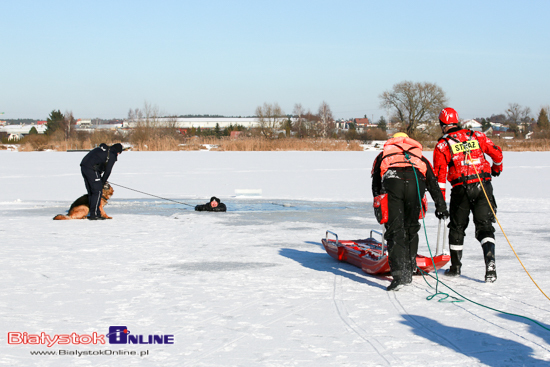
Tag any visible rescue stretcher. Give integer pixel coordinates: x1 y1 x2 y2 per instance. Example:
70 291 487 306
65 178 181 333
321 220 450 275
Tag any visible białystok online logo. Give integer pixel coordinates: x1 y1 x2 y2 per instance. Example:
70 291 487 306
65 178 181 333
106 326 174 345
8 326 174 347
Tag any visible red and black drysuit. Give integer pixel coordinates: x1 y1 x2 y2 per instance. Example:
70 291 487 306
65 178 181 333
433 128 503 273
80 143 121 219
371 137 447 283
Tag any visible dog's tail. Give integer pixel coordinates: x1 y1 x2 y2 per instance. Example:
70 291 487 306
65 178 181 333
53 214 70 220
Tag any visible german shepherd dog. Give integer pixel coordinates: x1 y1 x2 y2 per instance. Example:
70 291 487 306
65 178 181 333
53 183 114 220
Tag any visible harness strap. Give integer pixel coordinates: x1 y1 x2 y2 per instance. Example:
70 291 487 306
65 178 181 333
382 145 423 167
105 146 112 166
442 129 480 170
443 129 475 152
450 172 491 186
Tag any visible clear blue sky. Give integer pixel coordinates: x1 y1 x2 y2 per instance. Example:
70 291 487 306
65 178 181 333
1 0 549 121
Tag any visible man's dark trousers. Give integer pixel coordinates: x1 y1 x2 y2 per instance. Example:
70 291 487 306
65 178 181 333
81 166 103 218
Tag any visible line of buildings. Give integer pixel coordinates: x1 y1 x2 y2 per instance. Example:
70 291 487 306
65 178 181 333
122 117 261 130
1 116 520 141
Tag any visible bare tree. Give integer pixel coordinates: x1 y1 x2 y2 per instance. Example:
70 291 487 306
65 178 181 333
140 102 161 127
127 102 162 128
317 101 334 138
127 102 179 150
63 110 76 140
506 103 531 123
303 110 320 137
292 103 307 138
506 102 532 134
127 107 144 127
255 102 285 138
379 81 448 137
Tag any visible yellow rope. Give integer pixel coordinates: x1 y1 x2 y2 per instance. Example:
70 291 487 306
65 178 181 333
465 150 550 301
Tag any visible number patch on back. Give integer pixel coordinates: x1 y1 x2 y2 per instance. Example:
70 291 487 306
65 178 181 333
450 140 480 154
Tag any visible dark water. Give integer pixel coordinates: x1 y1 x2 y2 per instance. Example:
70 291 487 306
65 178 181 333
5 198 383 231
6 198 363 216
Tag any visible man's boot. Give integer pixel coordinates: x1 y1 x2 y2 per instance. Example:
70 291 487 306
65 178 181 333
387 268 410 291
387 277 405 291
444 249 462 277
412 255 420 275
482 241 497 283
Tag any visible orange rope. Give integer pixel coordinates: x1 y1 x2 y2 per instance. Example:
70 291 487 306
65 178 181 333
465 150 550 301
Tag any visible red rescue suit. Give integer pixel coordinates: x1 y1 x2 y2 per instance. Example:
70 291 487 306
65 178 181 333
433 129 503 193
433 128 503 277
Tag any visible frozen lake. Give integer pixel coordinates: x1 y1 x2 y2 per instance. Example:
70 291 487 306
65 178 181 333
1 150 550 366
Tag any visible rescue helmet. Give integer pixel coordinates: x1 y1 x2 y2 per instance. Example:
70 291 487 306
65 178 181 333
392 132 409 138
439 107 459 125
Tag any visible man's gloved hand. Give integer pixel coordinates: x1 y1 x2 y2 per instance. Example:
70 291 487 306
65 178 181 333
435 208 450 220
491 162 503 177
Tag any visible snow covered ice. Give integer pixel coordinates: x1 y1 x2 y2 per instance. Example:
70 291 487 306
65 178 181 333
1 150 550 366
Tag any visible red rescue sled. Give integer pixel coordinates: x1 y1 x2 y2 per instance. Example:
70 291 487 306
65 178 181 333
321 228 450 275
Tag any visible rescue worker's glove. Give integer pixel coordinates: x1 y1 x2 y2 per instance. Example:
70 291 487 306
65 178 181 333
491 162 503 177
435 208 450 220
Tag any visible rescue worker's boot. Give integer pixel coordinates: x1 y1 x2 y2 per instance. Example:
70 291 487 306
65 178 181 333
444 250 462 277
388 269 413 290
482 241 497 283
412 255 420 275
387 277 407 291
387 268 411 291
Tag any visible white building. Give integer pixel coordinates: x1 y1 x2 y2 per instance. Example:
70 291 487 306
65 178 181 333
122 117 261 129
76 119 92 127
0 123 47 135
462 119 483 131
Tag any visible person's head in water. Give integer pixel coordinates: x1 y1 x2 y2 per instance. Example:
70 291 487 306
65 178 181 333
210 197 219 208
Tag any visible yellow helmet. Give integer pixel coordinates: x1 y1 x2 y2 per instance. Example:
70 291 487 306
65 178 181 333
392 132 408 138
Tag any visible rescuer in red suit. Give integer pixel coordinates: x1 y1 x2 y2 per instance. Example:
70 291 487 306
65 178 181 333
433 107 503 282
372 133 448 291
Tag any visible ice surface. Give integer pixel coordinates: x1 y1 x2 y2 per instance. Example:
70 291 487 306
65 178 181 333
1 150 550 366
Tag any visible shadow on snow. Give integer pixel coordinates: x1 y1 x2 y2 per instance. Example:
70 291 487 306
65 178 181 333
497 312 550 350
279 247 389 291
402 314 546 366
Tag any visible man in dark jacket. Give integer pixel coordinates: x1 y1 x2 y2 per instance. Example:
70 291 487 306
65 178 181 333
372 133 449 291
195 197 227 212
80 143 123 220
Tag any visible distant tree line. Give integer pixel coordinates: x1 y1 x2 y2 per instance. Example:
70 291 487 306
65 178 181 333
176 114 255 118
7 85 550 149
251 101 387 141
473 103 550 138
187 123 246 138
